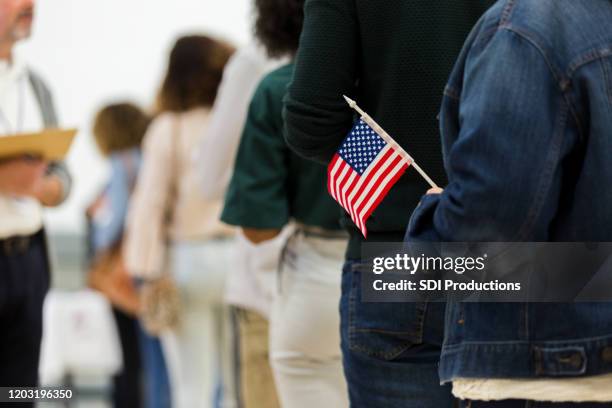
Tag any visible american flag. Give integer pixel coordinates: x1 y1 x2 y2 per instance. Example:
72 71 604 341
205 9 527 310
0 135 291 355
327 119 411 237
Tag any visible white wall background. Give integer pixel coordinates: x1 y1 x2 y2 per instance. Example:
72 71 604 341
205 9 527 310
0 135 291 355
17 0 252 234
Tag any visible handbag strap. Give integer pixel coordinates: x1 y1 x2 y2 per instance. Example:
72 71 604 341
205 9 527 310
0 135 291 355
160 115 181 276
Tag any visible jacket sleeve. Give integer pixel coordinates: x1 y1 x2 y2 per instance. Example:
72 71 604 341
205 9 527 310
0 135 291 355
407 29 575 243
283 0 358 164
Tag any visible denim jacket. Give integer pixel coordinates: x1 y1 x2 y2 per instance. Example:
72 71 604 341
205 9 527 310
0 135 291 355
406 0 612 381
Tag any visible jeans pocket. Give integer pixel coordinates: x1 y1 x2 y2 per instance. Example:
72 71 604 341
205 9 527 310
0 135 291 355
344 263 428 360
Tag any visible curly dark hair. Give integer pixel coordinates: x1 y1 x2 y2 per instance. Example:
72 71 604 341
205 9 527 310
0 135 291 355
93 103 150 155
254 0 305 58
157 35 235 113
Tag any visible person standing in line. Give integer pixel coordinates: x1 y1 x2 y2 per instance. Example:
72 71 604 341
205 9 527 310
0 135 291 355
87 103 151 408
124 35 236 408
283 0 493 406
221 0 349 406
0 0 71 401
405 1 612 407
194 22 284 408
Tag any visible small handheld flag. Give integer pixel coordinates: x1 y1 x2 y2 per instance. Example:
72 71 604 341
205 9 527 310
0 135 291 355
327 96 438 237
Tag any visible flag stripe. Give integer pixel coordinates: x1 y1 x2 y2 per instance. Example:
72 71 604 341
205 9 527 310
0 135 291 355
328 154 344 199
349 150 400 225
353 154 404 220
353 154 403 232
339 171 358 211
344 146 394 223
333 163 352 204
327 154 342 196
357 159 409 228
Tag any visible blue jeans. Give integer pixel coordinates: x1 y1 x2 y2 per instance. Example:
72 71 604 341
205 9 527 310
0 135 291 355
340 260 452 407
137 325 172 408
460 400 612 408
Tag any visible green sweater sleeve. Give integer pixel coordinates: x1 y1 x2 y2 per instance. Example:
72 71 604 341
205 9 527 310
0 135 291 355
283 0 358 164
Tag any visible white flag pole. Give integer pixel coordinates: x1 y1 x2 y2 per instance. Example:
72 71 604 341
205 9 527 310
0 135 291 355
343 95 439 189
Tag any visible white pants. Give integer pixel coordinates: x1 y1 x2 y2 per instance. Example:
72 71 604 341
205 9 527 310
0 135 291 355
162 239 237 408
269 232 349 408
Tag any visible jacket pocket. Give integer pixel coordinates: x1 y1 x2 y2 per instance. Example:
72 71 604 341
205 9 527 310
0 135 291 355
346 263 427 360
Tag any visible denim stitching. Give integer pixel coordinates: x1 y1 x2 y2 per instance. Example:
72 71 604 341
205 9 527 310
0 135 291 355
499 0 516 27
443 332 612 347
567 46 612 77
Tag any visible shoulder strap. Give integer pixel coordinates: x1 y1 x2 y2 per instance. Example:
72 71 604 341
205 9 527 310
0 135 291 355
27 69 58 127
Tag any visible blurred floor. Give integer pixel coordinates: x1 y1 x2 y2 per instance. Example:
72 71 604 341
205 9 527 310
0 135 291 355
47 232 87 290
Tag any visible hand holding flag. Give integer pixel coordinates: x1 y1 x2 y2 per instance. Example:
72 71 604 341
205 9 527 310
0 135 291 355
327 96 438 237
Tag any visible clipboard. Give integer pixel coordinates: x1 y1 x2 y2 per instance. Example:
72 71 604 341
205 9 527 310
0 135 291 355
0 128 77 161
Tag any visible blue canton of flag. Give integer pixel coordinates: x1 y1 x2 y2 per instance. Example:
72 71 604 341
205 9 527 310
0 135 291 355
337 120 387 174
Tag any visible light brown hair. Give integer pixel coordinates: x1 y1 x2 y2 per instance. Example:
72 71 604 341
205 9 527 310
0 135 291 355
156 35 235 113
93 103 150 156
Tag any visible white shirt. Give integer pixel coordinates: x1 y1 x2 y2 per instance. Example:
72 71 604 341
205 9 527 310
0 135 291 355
195 42 284 200
453 374 612 403
0 56 45 239
192 42 285 313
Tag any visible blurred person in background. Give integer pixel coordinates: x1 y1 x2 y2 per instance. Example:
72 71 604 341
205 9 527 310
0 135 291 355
124 35 236 408
0 0 71 398
87 103 150 408
221 0 348 406
283 0 493 406
194 3 285 408
92 105 171 408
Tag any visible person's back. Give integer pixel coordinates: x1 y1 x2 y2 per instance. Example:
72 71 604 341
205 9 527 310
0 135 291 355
285 0 494 257
405 0 612 405
124 35 236 408
151 108 231 242
284 1 494 406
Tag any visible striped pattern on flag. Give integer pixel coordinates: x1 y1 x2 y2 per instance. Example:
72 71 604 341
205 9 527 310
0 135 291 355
327 119 411 237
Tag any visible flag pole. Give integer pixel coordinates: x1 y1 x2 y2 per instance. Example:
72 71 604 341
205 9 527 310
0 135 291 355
343 95 439 189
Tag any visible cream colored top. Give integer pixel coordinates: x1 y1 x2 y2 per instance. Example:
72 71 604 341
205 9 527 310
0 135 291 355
453 374 612 403
124 108 233 278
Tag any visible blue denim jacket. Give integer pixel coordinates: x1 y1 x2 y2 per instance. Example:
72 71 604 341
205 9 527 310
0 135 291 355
406 0 612 381
89 149 141 253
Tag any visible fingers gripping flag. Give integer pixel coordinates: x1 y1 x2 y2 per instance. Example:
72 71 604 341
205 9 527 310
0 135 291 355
327 119 411 238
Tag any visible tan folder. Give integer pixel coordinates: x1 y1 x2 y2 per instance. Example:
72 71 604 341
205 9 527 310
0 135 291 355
0 128 77 161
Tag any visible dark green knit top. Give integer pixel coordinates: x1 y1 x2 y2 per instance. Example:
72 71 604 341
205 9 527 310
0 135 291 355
284 0 494 258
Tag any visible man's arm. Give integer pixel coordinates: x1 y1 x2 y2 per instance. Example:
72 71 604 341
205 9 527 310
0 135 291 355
283 0 358 163
0 158 70 206
39 161 71 206
407 29 574 243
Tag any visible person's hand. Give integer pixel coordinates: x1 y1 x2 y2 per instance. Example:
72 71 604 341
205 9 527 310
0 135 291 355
33 175 64 207
426 187 443 195
0 157 48 198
